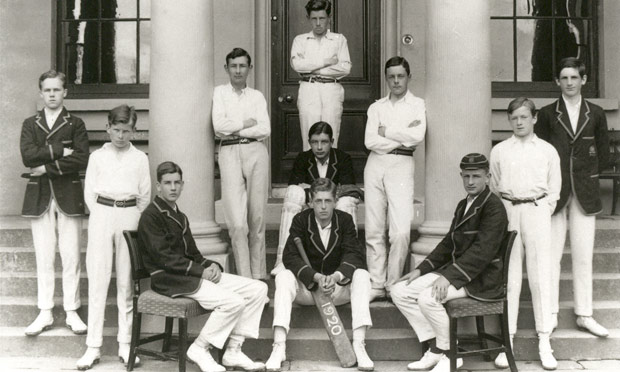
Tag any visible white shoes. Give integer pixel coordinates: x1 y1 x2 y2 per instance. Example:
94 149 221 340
76 347 101 370
576 316 609 337
407 350 443 371
187 343 225 372
270 261 285 277
65 310 87 335
222 345 266 371
118 342 140 366
429 355 463 372
538 337 557 370
265 342 286 372
353 340 374 371
24 310 54 336
494 352 509 369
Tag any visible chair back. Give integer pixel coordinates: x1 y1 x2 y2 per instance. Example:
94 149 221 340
123 230 151 282
500 230 518 296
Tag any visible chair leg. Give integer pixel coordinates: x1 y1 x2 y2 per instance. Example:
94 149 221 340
163 317 174 352
449 317 458 372
475 316 491 361
612 178 619 215
127 312 142 371
500 313 518 372
178 318 188 372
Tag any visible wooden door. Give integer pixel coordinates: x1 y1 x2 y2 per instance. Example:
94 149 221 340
270 0 381 184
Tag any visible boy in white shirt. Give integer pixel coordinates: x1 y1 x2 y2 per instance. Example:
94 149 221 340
77 105 151 370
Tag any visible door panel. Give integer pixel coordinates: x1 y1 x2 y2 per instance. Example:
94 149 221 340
271 0 381 184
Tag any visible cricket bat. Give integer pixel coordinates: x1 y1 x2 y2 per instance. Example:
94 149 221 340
294 237 357 368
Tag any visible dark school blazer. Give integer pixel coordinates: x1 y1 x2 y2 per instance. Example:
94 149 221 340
138 196 223 298
535 97 610 214
20 108 89 217
283 209 366 290
416 187 509 301
288 148 356 186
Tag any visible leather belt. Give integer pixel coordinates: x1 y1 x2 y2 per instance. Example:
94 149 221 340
388 148 415 156
220 138 257 146
96 196 137 208
301 76 339 83
501 193 547 206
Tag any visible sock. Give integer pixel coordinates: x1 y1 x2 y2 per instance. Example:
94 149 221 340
273 326 287 344
227 334 244 349
193 335 211 349
427 338 445 354
352 326 367 342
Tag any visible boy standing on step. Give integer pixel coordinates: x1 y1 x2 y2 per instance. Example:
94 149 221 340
20 70 89 337
76 105 151 370
490 98 561 370
534 57 610 338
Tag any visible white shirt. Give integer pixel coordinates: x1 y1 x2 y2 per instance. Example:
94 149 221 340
316 157 329 178
464 195 479 214
364 91 427 154
562 95 582 133
44 107 63 130
315 218 332 248
490 134 561 211
84 143 151 212
212 83 271 140
290 30 351 79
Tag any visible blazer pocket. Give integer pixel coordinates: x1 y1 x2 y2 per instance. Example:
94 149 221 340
463 230 479 235
582 136 595 140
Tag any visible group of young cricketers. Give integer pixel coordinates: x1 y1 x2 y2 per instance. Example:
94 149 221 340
19 1 610 372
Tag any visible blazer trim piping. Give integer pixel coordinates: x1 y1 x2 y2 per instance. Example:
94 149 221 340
47 112 71 140
453 262 472 282
34 113 50 134
323 213 340 261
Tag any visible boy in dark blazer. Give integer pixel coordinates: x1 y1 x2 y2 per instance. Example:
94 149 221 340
392 154 508 372
266 178 373 372
20 70 89 336
534 57 609 338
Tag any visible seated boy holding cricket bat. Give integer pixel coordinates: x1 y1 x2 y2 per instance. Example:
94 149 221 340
267 178 374 372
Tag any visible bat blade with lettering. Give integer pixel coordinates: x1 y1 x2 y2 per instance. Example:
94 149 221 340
294 237 357 368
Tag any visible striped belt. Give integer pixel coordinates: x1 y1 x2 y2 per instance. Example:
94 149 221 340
96 196 137 208
388 148 415 156
220 138 257 146
301 76 339 83
501 193 547 206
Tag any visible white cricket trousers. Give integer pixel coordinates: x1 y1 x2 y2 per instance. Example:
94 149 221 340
502 199 553 335
85 203 140 348
272 269 372 332
185 273 268 349
30 198 82 311
219 141 269 280
274 185 359 265
391 273 467 350
297 81 344 150
364 152 414 292
550 194 596 316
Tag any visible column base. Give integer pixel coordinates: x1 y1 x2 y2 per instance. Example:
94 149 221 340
410 219 452 256
191 220 229 256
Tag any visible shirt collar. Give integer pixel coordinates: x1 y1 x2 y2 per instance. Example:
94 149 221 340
561 94 582 108
315 155 330 166
102 142 135 152
227 82 248 96
44 106 63 119
306 29 335 40
377 90 415 104
508 133 539 144
315 217 332 231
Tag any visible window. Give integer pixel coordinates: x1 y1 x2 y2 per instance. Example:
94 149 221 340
491 0 598 97
56 0 151 98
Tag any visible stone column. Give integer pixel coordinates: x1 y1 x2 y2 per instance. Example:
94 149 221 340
149 0 228 257
411 0 492 261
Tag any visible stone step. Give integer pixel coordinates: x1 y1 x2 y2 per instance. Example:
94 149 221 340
519 273 620 301
1 326 619 361
0 272 116 298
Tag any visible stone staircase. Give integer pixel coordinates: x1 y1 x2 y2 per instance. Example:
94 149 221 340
1 215 619 363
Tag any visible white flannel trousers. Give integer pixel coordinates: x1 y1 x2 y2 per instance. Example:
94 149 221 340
297 81 344 150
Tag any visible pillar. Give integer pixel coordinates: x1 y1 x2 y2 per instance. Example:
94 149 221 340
149 0 228 257
411 0 492 261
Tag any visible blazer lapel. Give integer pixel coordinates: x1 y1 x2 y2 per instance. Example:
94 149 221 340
323 212 340 260
325 149 338 180
455 188 492 229
573 99 591 140
307 213 326 255
154 197 186 231
555 99 575 139
307 156 318 181
47 108 71 140
34 111 50 135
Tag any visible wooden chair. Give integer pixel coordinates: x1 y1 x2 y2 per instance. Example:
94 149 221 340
122 230 213 372
444 230 519 372
600 131 620 215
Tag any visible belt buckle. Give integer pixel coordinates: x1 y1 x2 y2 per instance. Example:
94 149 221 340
239 138 250 144
114 200 126 207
